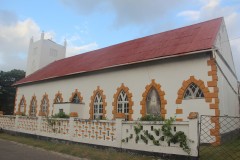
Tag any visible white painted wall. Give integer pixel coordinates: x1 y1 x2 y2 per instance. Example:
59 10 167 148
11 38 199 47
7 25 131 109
53 103 84 117
26 33 66 76
214 22 239 117
214 21 236 73
0 115 199 157
17 53 214 120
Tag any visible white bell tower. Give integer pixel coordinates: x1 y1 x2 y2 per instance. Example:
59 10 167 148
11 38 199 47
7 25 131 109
26 32 66 76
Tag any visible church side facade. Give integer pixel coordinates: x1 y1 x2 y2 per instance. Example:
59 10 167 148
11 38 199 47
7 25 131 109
15 51 239 121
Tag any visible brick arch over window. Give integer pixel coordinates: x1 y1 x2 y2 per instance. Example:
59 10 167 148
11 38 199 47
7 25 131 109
69 89 83 103
39 93 50 116
89 86 107 120
28 95 38 116
16 95 27 115
140 79 167 119
54 91 63 103
112 83 134 121
176 76 210 104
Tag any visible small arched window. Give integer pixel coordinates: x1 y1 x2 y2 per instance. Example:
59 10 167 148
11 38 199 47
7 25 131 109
93 93 103 119
72 94 80 104
184 83 204 99
41 97 48 113
146 87 161 115
55 96 61 103
30 98 37 116
54 92 63 103
19 99 25 113
117 90 129 120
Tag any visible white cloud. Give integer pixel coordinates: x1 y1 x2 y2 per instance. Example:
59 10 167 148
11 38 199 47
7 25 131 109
0 10 54 71
177 11 200 21
0 9 97 71
65 33 98 57
202 0 220 9
177 0 240 79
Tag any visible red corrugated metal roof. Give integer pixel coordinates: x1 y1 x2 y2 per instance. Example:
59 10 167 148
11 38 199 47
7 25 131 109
14 17 223 86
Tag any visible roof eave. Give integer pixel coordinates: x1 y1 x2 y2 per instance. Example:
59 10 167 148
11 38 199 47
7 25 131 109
14 48 215 87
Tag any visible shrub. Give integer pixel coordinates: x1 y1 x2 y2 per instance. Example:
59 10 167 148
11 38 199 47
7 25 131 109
52 112 69 118
140 114 163 121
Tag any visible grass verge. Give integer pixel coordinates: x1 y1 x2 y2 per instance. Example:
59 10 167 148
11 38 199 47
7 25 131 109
200 136 240 160
0 133 158 160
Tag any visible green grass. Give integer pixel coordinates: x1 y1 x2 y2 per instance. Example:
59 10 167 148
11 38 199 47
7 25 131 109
0 133 159 160
200 136 240 160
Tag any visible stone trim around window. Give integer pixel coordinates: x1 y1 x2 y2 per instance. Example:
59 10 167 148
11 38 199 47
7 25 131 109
176 76 210 104
89 86 107 120
207 58 220 146
38 93 50 116
140 79 167 119
28 94 38 116
112 83 134 121
69 89 83 103
16 95 27 115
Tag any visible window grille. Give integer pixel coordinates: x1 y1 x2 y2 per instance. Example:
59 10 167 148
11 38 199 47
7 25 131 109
184 83 204 99
30 99 36 116
93 93 103 119
117 90 129 120
72 94 80 103
19 99 25 113
41 97 48 113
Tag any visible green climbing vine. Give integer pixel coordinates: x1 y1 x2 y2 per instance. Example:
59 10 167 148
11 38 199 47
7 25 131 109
121 117 193 155
161 117 193 154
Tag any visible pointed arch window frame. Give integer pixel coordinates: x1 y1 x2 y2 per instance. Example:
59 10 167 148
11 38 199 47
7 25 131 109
69 89 83 104
89 86 107 120
54 91 63 104
117 90 129 115
140 80 167 119
18 95 26 114
39 93 50 116
29 95 37 116
176 76 210 104
112 84 134 121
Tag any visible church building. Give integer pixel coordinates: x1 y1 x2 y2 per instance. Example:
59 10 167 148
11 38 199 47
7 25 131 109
13 17 239 122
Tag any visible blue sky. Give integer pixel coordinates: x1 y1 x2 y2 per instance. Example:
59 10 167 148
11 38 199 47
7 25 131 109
0 0 240 78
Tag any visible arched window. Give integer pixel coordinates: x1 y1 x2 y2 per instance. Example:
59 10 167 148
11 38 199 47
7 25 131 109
69 89 83 104
72 94 80 103
41 97 48 113
146 87 161 115
140 80 167 119
184 83 204 99
30 97 37 116
18 95 26 114
89 86 107 120
56 96 61 103
93 93 103 119
54 91 63 103
19 99 25 113
117 90 129 120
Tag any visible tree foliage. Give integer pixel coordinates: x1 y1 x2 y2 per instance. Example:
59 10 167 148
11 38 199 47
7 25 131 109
0 69 25 115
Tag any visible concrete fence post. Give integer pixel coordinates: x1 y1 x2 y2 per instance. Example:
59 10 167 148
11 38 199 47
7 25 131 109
188 112 199 158
69 117 75 141
15 115 20 131
37 116 42 134
115 113 125 148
